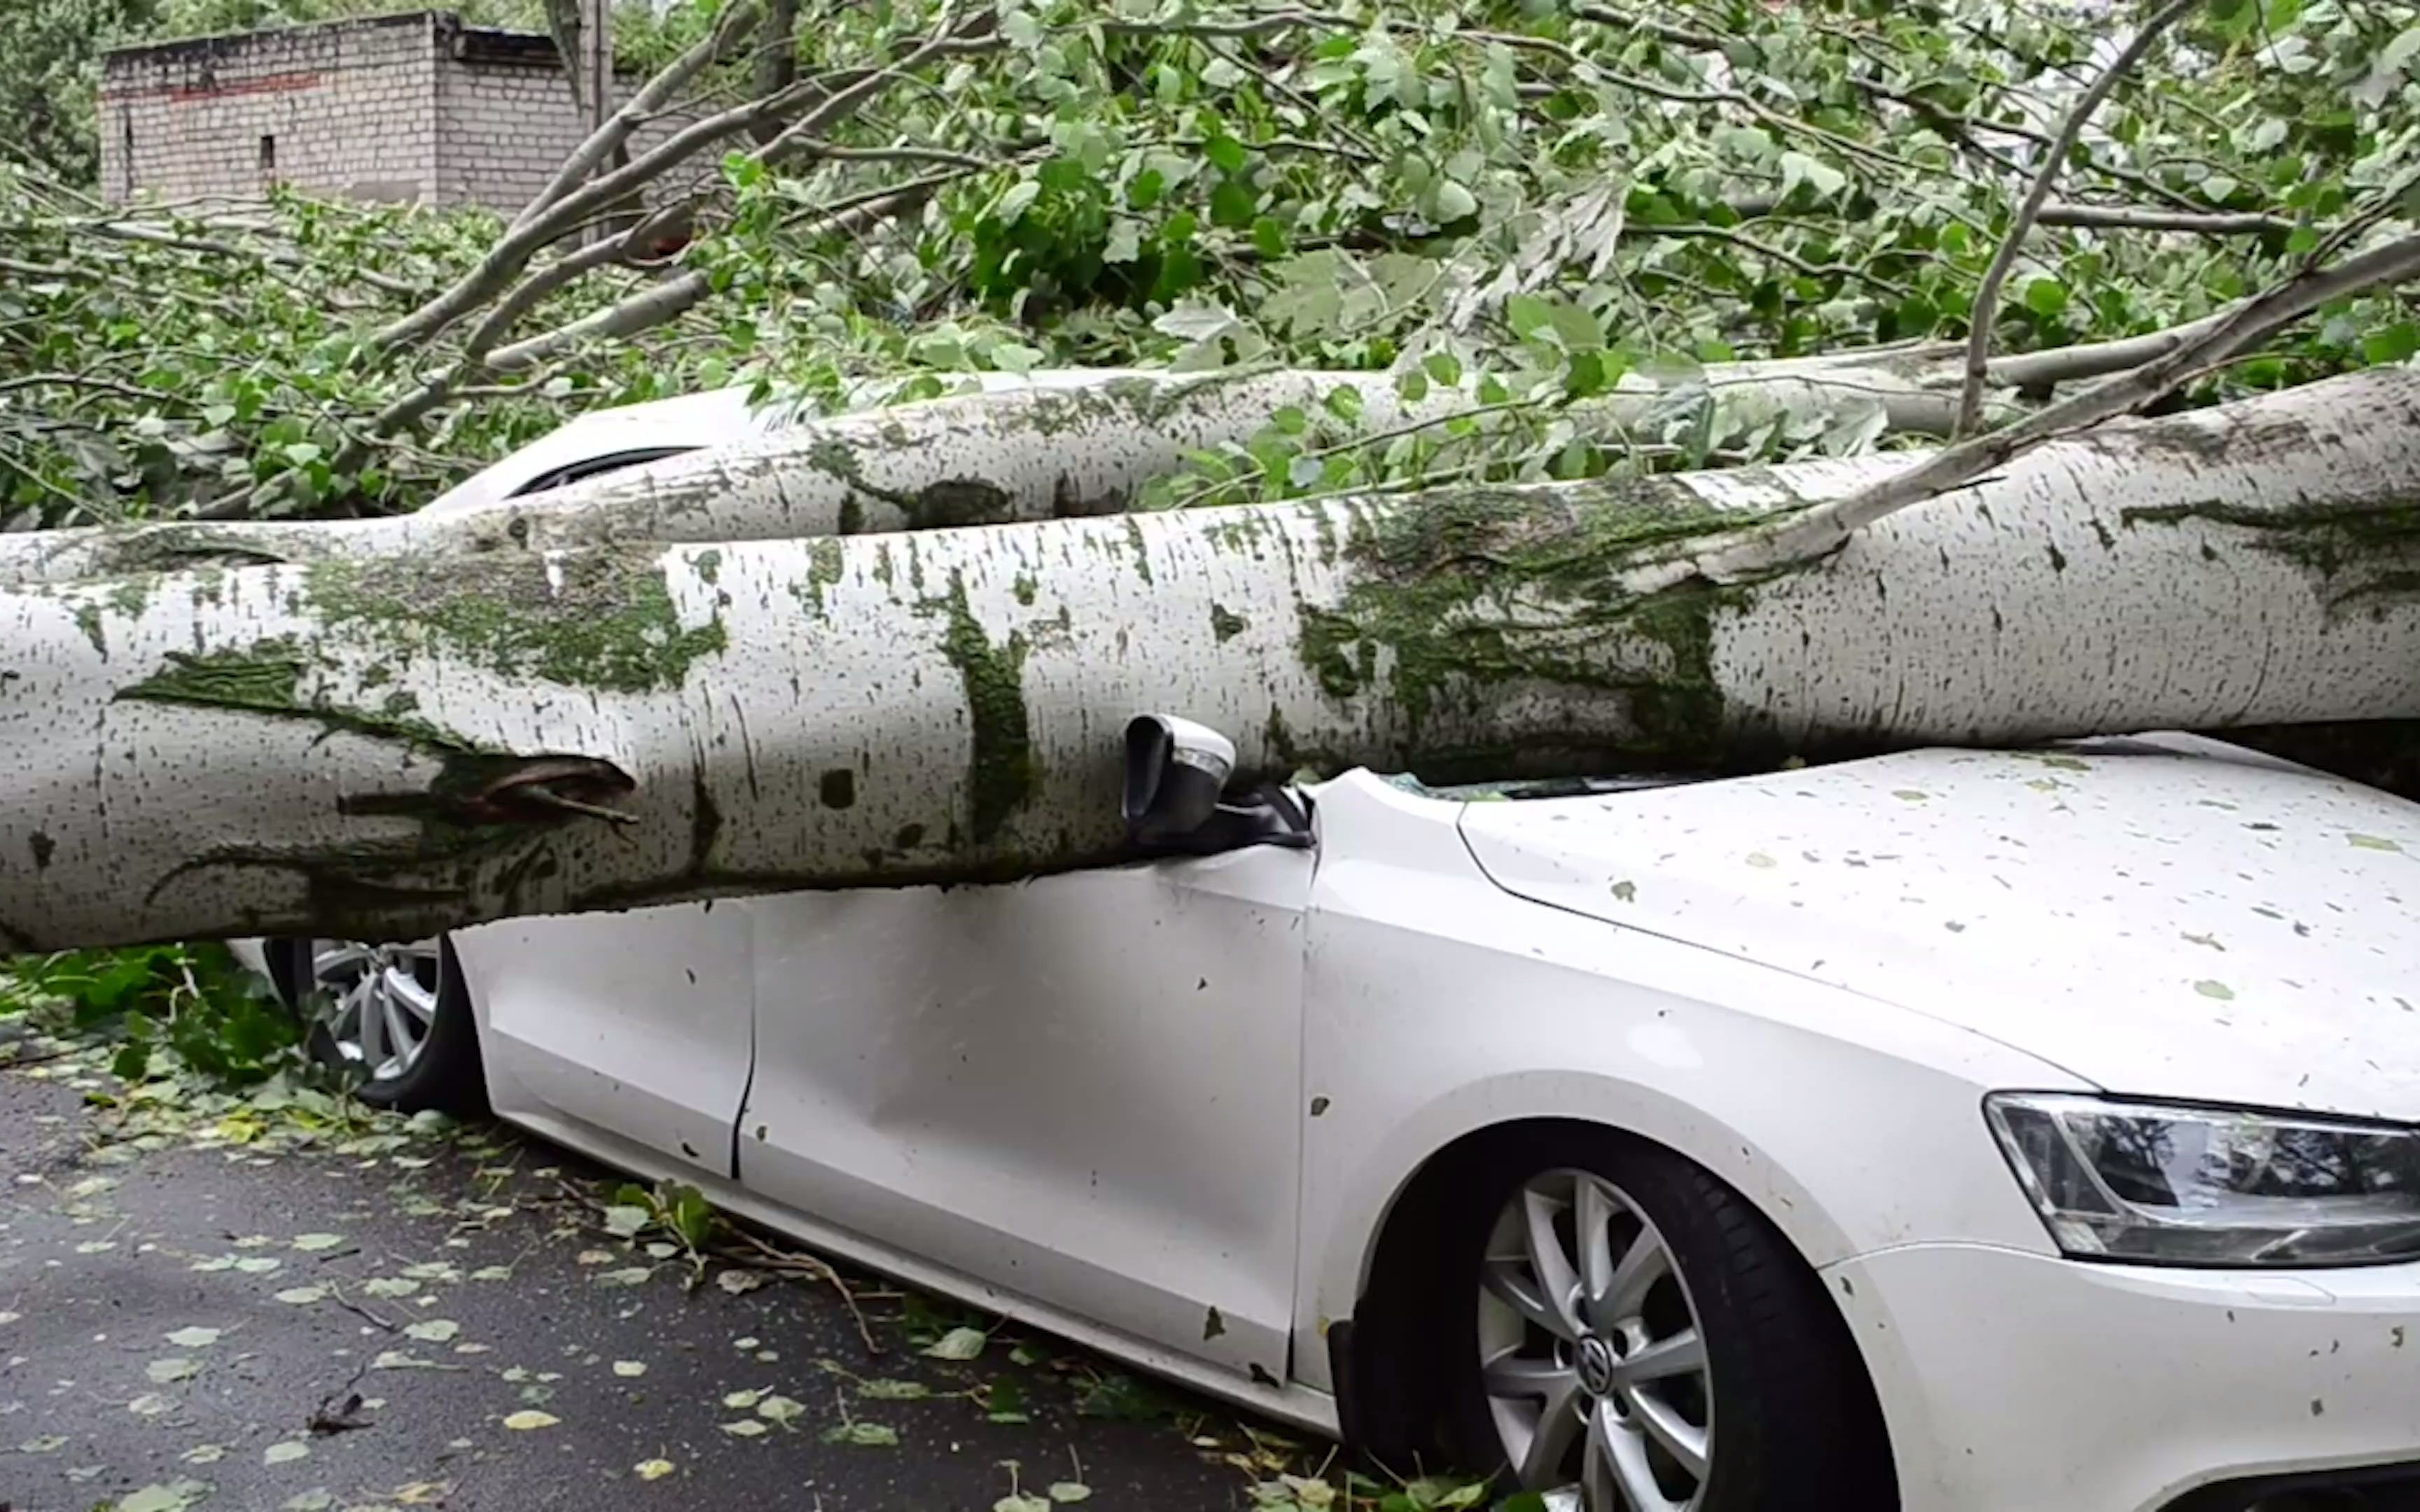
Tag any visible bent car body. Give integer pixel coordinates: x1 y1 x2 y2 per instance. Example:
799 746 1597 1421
251 739 2420 1512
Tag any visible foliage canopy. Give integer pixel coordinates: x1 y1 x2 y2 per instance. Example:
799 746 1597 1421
6 0 2416 533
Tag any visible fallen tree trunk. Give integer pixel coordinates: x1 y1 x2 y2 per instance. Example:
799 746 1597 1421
4 367 2416 951
1 327 2190 587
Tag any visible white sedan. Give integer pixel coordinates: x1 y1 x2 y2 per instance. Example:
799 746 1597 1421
242 398 2420 1512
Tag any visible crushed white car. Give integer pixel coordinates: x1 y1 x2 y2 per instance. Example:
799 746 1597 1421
242 395 2420 1512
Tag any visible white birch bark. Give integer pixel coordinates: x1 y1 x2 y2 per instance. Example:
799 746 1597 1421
0 356 2027 587
4 367 2414 951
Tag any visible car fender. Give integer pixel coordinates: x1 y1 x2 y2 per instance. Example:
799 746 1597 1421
1292 822 2085 1394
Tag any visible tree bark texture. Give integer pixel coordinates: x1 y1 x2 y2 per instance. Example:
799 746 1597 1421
0 356 2030 588
4 368 2415 951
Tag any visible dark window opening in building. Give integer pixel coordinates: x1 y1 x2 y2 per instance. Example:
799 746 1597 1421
258 134 276 174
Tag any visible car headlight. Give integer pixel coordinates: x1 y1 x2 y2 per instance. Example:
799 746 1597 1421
1984 1093 2420 1267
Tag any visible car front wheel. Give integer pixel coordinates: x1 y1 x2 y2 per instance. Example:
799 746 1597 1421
1445 1131 1894 1511
274 937 486 1113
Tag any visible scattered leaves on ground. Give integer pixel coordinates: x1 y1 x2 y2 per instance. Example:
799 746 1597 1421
924 1325 988 1360
118 1480 211 1512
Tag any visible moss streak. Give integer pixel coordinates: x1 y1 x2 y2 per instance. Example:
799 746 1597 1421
931 570 1036 845
304 550 725 694
2120 498 2420 606
1293 476 1772 764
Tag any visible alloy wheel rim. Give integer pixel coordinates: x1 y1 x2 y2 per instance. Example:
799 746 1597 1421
1477 1169 1715 1512
307 939 441 1084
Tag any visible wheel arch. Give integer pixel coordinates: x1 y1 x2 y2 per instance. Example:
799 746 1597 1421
1324 1099 1896 1501
1321 1070 1868 1327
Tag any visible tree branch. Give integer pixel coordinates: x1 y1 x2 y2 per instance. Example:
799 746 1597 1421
2038 202 2290 235
1674 227 2420 590
515 0 763 234
1957 0 2201 438
377 4 980 356
488 172 957 372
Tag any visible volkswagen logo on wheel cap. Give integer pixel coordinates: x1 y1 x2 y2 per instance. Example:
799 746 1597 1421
1576 1334 1618 1397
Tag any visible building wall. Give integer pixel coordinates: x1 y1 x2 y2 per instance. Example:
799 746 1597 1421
97 10 679 215
99 12 440 206
432 22 592 211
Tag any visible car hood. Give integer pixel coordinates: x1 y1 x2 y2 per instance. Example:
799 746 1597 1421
1458 742 2420 1121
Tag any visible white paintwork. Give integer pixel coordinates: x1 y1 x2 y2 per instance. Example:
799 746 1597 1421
739 846 1310 1380
1459 742 2420 1121
466 894 756 1177
419 386 782 516
1831 1242 2420 1512
444 745 2420 1511
1289 773 2080 1382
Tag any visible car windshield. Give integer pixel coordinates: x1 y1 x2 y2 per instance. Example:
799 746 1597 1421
1377 771 1709 803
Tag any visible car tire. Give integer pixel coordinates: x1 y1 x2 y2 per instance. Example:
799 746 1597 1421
1437 1128 1894 1511
272 937 487 1115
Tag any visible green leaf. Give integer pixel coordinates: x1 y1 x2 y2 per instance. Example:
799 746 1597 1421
994 179 1041 225
2363 323 2419 364
1505 294 1553 340
667 1185 715 1250
1205 136 1248 174
1431 179 1478 222
1778 150 1847 202
1322 384 1365 423
922 1326 989 1361
2022 277 2069 318
1210 179 1258 228
2382 24 2420 75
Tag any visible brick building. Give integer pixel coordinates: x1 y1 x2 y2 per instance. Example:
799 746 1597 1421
98 10 660 211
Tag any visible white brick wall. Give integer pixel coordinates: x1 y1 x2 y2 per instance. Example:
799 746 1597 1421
98 10 688 215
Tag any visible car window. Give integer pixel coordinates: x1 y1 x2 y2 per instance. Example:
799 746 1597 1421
508 446 699 498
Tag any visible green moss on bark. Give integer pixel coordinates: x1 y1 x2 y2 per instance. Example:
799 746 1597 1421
930 569 1036 844
303 549 725 694
1293 475 1773 762
119 639 303 712
2120 497 2420 607
793 538 847 619
809 431 1018 529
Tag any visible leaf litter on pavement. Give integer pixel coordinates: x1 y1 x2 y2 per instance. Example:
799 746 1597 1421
0 1024 1507 1512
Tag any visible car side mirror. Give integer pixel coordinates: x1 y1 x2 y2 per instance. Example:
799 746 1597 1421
1122 714 1314 858
1123 714 1234 844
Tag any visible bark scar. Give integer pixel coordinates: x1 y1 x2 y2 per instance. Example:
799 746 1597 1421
440 756 637 827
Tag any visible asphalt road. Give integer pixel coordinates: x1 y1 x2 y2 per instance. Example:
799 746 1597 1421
0 1068 1272 1512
